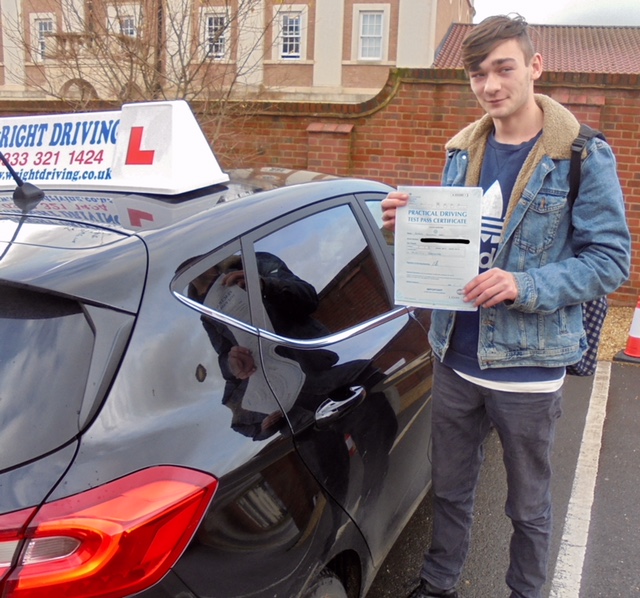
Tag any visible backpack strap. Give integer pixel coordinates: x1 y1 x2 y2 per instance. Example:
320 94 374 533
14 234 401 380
568 123 605 205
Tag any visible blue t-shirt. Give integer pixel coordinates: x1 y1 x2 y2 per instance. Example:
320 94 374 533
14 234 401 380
443 131 565 383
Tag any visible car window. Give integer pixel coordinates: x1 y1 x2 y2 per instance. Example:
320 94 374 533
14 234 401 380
253 204 393 338
365 198 395 255
178 246 252 325
0 285 94 469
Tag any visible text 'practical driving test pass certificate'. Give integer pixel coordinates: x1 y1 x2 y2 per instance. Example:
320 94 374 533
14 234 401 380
394 186 482 311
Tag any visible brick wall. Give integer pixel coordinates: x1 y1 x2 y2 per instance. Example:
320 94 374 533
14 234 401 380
1 68 638 304
208 68 640 306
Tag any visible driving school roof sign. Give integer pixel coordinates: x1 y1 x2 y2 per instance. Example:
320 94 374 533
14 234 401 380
0 100 229 195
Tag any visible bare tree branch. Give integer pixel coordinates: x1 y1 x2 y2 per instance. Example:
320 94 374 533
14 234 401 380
7 0 290 161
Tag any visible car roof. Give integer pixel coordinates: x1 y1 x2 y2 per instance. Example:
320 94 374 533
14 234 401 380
0 170 390 236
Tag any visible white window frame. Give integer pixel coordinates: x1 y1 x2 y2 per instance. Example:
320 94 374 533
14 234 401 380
30 13 55 62
351 4 390 62
201 9 230 60
120 15 136 37
273 5 308 61
359 11 383 60
107 4 141 38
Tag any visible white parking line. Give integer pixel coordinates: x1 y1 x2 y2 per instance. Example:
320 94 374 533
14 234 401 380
550 361 612 598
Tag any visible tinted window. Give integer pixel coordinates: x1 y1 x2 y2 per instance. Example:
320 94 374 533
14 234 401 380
0 285 93 469
178 247 273 396
183 249 249 323
365 198 395 254
254 204 392 337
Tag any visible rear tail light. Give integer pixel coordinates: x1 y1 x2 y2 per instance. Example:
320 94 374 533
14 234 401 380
0 466 218 598
0 510 37 581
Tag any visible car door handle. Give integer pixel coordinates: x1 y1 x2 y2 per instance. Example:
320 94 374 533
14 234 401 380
315 386 366 428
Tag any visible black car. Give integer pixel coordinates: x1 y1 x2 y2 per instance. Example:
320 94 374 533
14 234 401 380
0 102 433 598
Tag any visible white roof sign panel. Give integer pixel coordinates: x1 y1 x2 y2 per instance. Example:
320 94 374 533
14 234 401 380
0 100 229 195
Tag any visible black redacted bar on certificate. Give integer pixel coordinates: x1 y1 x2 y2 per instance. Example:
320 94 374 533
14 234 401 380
394 186 482 311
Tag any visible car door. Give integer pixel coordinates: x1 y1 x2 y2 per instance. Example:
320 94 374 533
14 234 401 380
243 195 434 564
166 239 367 598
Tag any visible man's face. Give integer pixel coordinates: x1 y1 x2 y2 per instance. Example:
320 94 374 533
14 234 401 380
468 38 542 123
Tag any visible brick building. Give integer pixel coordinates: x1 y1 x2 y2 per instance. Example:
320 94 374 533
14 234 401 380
0 0 473 102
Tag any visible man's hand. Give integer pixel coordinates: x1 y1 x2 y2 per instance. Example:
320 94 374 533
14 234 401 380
228 345 257 379
222 270 247 289
261 411 283 432
463 268 518 308
381 191 409 231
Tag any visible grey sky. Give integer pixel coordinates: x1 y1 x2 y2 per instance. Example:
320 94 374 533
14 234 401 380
473 0 640 26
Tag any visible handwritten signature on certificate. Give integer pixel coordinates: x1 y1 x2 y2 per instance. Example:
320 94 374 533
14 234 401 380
394 186 483 311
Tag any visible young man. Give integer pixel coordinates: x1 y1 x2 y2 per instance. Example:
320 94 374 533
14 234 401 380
381 14 631 598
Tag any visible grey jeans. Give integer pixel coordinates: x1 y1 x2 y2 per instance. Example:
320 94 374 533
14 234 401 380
422 360 563 598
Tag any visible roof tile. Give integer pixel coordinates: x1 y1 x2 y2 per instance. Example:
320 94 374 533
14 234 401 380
433 23 640 74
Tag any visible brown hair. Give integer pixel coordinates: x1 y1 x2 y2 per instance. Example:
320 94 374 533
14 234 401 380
462 14 536 72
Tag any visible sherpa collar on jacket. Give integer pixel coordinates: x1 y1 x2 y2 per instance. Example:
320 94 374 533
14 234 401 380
444 94 582 226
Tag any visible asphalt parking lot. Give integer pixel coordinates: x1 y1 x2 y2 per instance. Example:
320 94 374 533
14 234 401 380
367 359 640 598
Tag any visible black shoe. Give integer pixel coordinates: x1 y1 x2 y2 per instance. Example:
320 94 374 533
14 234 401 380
407 579 458 598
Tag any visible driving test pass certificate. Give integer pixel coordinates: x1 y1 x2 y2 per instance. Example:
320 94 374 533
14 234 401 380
394 186 482 311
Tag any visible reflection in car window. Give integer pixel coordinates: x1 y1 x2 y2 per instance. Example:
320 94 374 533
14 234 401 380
254 204 392 337
185 251 249 321
181 249 289 440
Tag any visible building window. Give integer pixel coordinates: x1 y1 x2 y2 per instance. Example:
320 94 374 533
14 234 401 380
206 14 227 59
37 19 54 59
273 5 307 61
359 11 383 60
107 5 140 38
351 4 390 62
120 15 137 37
30 14 55 62
280 13 301 59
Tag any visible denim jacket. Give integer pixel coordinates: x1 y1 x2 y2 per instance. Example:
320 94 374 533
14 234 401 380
428 95 631 369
